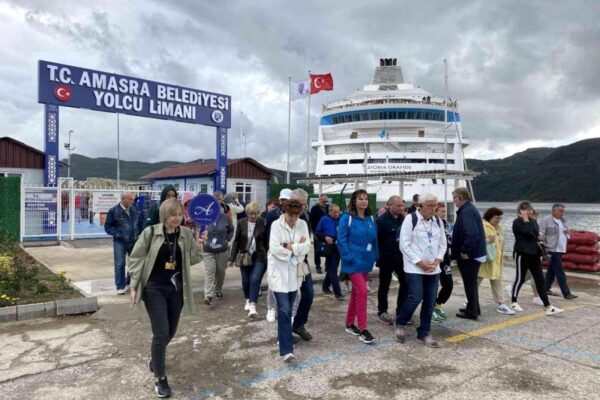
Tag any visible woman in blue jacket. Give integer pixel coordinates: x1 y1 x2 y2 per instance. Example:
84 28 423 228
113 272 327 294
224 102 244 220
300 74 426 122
337 189 378 344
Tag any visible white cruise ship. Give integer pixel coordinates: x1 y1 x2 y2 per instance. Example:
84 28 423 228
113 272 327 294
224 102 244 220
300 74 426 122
312 58 470 203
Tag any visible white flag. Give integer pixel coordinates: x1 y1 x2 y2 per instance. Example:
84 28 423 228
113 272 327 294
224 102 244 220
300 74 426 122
290 80 311 101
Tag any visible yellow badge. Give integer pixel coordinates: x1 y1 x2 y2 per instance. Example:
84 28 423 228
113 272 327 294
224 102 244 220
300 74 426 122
165 262 175 270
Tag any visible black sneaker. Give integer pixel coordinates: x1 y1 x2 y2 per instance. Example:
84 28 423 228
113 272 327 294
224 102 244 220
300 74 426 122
155 376 171 398
565 293 578 300
316 266 323 274
359 329 375 344
293 325 313 341
322 288 333 295
216 291 223 300
335 294 345 301
345 324 361 336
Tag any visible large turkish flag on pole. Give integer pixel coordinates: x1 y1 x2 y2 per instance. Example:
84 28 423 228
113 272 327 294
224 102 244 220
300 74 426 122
310 73 334 94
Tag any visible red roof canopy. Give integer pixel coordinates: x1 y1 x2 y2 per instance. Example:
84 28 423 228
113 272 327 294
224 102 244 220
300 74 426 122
141 158 272 180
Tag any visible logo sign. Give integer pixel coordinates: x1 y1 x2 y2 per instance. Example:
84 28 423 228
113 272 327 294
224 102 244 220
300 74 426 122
188 194 221 226
38 60 231 128
53 84 72 101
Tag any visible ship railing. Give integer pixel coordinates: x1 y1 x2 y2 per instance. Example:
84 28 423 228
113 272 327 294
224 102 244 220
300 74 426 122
323 98 457 112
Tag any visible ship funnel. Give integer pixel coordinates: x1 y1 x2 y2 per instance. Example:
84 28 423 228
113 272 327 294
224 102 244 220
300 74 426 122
373 58 404 84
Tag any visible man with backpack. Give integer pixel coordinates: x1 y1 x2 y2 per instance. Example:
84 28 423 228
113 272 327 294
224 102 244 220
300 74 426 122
375 196 406 325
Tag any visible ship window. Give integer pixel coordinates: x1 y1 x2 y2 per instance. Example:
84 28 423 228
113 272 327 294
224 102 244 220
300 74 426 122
430 159 455 164
324 160 348 165
371 112 378 120
332 117 338 124
389 158 410 164
361 113 369 121
349 159 364 164
367 158 386 164
353 113 360 121
407 111 415 119
343 115 350 122
398 111 406 119
350 132 358 139
389 111 397 119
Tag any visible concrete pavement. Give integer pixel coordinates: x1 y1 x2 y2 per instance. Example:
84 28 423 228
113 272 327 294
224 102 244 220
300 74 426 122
1 250 600 399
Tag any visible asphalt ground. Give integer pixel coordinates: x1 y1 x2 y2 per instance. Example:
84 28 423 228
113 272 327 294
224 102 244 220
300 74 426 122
1 269 599 400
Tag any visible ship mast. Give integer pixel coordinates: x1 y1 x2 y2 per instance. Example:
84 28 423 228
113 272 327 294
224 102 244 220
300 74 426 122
443 59 448 206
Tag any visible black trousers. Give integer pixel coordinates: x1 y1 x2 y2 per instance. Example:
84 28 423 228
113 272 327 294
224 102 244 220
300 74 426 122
457 258 481 317
143 280 183 378
436 264 454 305
512 253 550 307
377 259 407 317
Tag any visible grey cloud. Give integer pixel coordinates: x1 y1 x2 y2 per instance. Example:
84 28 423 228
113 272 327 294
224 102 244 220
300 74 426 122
2 0 600 172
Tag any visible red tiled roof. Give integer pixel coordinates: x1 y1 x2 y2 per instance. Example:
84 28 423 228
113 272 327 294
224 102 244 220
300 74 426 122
140 158 272 180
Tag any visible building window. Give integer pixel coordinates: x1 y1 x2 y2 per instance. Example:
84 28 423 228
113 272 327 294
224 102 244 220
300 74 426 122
199 184 208 194
235 182 253 203
188 183 197 193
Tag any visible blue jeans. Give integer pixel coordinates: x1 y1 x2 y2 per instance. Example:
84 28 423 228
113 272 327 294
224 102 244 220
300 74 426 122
239 259 266 303
545 252 571 297
293 273 314 329
274 291 297 356
323 247 342 296
114 240 134 289
396 273 440 339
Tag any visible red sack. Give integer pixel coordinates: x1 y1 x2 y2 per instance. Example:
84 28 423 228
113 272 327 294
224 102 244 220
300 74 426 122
563 261 577 270
567 244 578 253
575 264 600 272
562 253 599 264
568 231 600 246
575 244 599 255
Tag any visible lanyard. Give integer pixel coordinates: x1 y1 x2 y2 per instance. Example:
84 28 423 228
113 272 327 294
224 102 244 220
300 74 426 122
165 229 178 265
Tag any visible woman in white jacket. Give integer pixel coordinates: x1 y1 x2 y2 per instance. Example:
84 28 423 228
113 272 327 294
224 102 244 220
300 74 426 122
267 199 310 363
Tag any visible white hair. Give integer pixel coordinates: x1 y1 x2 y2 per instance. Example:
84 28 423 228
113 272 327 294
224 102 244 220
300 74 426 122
291 188 308 200
419 193 438 205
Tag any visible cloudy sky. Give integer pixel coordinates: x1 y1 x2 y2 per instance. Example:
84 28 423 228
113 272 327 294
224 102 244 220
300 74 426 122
1 0 599 172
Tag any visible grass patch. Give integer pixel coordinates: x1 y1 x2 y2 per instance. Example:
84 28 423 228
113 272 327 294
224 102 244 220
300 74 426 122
0 237 81 307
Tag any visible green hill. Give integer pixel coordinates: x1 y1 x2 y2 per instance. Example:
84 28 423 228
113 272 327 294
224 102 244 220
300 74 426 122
60 138 600 202
468 138 600 202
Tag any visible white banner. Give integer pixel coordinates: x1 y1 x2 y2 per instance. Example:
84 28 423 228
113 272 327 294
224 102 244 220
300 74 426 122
92 192 120 213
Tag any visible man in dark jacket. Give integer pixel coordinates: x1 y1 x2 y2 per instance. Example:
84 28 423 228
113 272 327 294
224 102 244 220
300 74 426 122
145 185 178 228
309 194 330 274
451 187 486 320
376 196 406 325
104 192 144 294
406 194 419 214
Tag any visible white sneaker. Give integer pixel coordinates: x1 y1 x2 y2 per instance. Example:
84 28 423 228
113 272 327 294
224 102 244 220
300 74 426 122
497 304 516 315
510 302 524 312
266 308 276 323
283 353 295 363
532 297 544 306
248 304 257 319
116 288 126 295
545 305 564 316
244 299 251 311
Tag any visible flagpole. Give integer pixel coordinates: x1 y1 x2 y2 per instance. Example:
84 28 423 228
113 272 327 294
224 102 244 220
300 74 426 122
286 76 292 184
443 59 448 206
306 70 311 178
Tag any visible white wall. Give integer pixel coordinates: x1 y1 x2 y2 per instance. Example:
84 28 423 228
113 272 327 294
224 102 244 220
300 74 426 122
0 168 44 186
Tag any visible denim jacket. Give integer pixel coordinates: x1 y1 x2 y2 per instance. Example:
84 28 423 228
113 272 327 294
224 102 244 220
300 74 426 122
104 204 144 243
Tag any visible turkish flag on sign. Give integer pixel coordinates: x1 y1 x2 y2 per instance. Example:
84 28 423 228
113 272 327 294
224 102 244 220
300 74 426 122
310 73 334 94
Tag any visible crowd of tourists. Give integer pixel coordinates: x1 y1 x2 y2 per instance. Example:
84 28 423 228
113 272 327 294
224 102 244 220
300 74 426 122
102 185 576 397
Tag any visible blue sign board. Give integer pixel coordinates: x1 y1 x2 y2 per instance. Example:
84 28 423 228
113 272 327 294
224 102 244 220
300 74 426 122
188 194 221 228
215 127 228 192
38 60 231 128
44 104 59 187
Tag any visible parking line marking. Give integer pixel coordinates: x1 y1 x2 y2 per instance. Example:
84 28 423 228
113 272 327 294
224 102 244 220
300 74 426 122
446 305 581 343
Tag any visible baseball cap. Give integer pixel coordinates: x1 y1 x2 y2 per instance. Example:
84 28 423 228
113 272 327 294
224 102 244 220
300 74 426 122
279 188 293 200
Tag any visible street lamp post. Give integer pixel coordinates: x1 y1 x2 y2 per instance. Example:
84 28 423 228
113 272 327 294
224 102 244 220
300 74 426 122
64 130 75 178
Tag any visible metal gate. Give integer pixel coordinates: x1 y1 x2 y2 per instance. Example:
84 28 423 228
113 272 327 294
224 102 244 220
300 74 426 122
21 179 163 241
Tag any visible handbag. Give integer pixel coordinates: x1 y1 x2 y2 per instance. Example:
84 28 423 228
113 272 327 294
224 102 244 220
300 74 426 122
317 240 332 257
297 261 311 278
537 241 548 258
486 242 497 262
236 251 253 268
